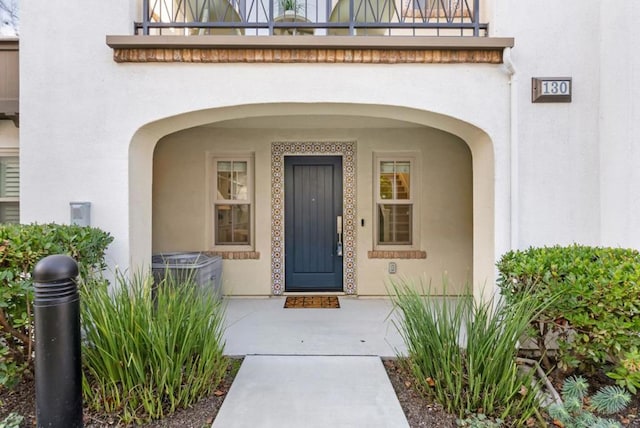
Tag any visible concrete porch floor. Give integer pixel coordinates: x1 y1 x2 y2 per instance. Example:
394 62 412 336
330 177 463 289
221 296 408 357
214 297 411 427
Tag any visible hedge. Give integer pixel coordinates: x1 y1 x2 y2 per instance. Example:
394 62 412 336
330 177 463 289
496 245 640 373
0 223 113 387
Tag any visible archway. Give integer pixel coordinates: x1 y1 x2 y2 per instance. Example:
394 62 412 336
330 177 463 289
130 103 495 298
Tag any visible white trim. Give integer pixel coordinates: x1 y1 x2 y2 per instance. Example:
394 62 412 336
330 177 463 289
503 47 519 250
373 152 420 250
208 152 255 251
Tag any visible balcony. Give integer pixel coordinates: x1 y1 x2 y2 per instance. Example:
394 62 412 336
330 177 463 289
0 38 19 126
136 0 487 37
108 0 512 64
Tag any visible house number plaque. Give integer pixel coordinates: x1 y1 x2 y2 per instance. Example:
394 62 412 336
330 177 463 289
532 77 572 103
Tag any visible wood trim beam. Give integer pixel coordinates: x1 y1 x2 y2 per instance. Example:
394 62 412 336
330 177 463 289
107 36 510 63
112 47 503 63
106 35 513 50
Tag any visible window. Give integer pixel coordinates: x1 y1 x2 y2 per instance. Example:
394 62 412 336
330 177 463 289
0 155 19 224
212 156 253 247
375 157 415 246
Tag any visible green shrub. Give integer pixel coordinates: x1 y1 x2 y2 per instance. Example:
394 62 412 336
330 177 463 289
391 279 546 425
0 223 113 387
606 347 640 394
0 413 23 428
456 412 504 427
81 272 228 424
496 245 640 373
548 375 630 428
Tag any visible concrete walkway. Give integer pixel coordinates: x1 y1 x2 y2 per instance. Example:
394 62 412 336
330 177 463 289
213 297 410 427
221 297 407 357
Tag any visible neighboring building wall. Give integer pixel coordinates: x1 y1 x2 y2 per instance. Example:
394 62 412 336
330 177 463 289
0 120 19 224
0 120 18 149
153 124 472 295
0 37 18 150
0 37 20 224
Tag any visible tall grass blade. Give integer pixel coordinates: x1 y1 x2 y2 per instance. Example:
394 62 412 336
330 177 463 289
391 278 547 424
80 270 227 424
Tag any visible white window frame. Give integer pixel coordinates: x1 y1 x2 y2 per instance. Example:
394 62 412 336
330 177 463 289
208 153 254 251
374 153 420 250
0 149 19 224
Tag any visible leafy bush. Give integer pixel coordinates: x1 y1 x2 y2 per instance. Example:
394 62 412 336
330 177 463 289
0 223 113 387
81 272 228 424
391 279 546 425
548 375 630 428
606 347 640 394
456 412 504 427
0 413 23 428
496 245 640 373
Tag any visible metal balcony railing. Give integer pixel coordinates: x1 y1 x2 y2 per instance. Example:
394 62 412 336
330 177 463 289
136 0 487 36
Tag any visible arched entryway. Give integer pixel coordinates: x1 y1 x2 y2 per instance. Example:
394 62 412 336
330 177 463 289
131 103 495 298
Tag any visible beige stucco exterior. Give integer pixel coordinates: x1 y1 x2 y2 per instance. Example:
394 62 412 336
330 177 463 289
22 1 640 300
128 98 501 300
152 119 473 295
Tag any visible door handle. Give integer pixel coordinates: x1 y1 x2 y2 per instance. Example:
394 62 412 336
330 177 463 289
336 216 343 256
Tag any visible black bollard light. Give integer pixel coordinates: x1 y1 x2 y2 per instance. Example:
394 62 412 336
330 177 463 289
33 254 83 428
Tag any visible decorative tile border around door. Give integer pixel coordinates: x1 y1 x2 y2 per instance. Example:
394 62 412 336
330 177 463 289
271 142 357 295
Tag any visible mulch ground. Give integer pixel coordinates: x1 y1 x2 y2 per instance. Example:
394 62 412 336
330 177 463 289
2 357 639 427
0 358 242 428
383 358 458 427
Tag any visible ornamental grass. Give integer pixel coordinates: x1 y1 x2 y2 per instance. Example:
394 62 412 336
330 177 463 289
80 272 227 424
391 279 548 425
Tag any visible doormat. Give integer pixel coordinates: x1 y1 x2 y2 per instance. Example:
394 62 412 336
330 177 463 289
284 296 340 309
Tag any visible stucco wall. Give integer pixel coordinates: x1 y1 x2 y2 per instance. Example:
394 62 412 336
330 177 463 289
356 128 473 295
20 0 513 296
492 0 640 253
19 60 508 294
598 3 640 249
153 125 472 295
16 0 640 299
495 0 602 248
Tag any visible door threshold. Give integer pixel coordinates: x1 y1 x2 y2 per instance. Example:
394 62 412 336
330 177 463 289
282 291 347 296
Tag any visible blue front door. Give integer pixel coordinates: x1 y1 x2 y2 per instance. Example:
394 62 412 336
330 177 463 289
284 156 343 292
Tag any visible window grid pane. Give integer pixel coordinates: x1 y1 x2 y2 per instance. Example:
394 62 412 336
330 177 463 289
379 160 410 200
217 161 248 201
378 204 412 245
215 204 250 245
395 161 410 200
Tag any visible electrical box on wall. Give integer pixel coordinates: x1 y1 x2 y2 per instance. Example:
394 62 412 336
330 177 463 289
388 262 397 274
70 202 91 227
